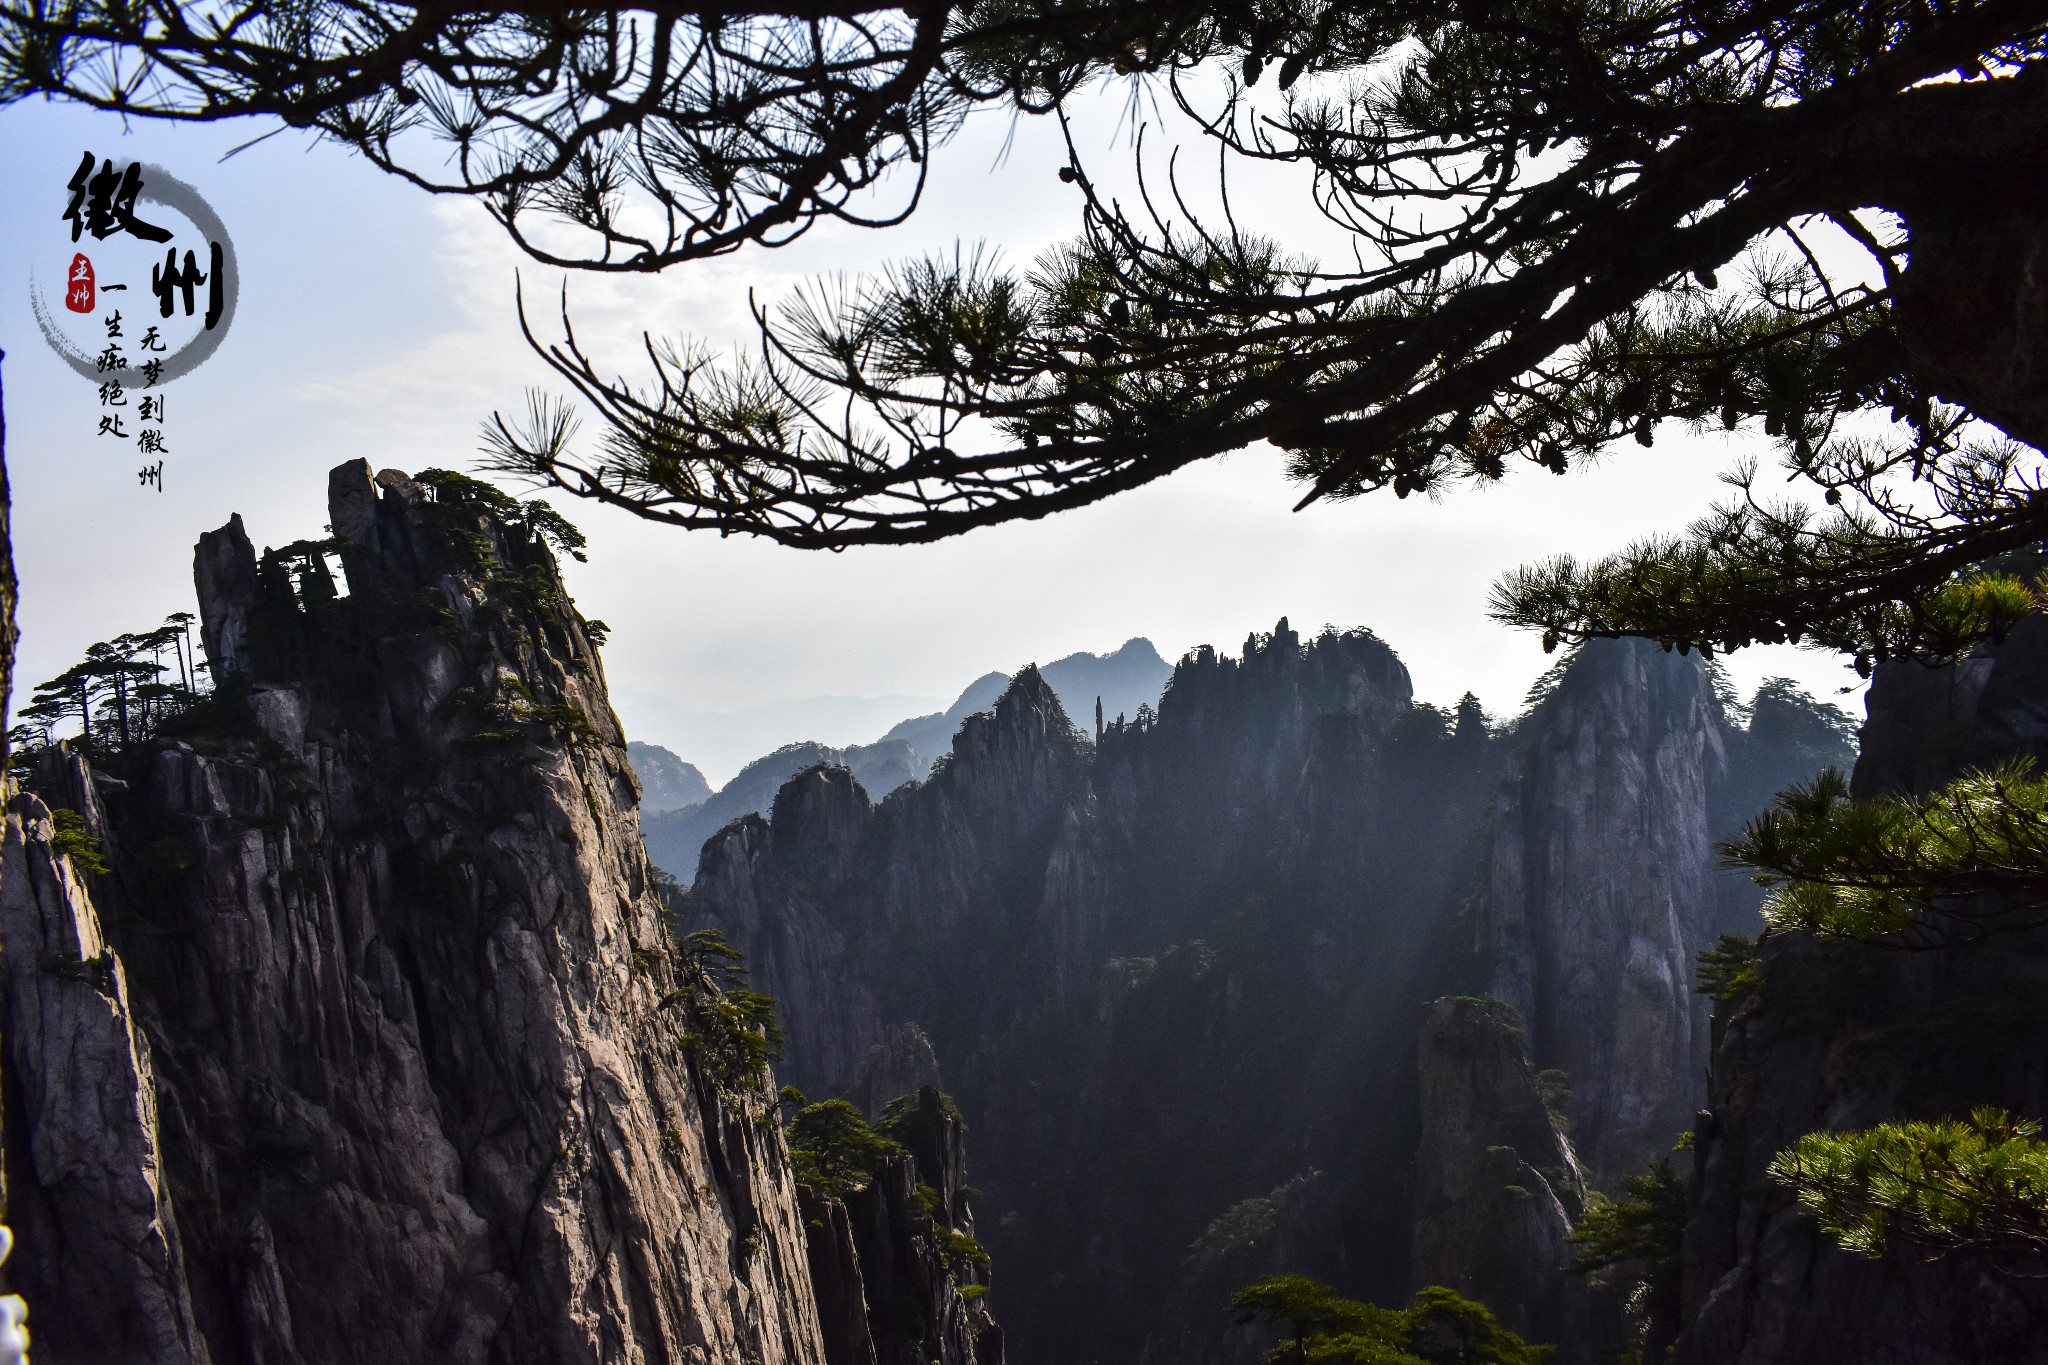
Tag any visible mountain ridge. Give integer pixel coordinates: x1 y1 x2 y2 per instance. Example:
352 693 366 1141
638 639 1172 883
679 621 1858 1363
0 463 1007 1365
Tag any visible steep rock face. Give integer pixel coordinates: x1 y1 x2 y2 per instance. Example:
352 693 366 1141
1851 613 2048 797
3 463 828 1365
688 766 888 1099
1674 627 2048 1364
1473 640 1727 1181
689 623 1851 1364
0 764 205 1364
1676 936 2048 1365
875 638 1171 780
688 670 1089 1104
646 738 920 880
628 742 713 813
688 627 1496 1362
1410 997 1586 1352
801 1090 1000 1365
843 1024 943 1121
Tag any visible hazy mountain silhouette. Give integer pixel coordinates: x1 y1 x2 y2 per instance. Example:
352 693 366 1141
626 740 714 812
642 639 1173 880
880 638 1171 774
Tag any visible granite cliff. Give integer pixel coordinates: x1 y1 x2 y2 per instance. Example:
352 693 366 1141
0 463 831 1365
1471 643 1726 1183
643 740 918 881
798 1088 1002 1365
1410 996 1587 1350
0 448 1904 1364
1671 619 2048 1363
639 639 1174 879
678 626 1853 1362
627 742 713 813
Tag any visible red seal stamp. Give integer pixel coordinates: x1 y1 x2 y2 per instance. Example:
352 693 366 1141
64 253 95 313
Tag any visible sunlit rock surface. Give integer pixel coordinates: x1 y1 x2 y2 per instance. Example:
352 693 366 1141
2 462 828 1365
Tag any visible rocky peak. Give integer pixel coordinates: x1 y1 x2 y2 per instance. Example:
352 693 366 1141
877 1087 976 1228
770 765 876 885
4 462 828 1365
686 621 1846 1365
1412 997 1589 1354
1674 624 2048 1363
1473 638 1728 1181
1854 613 2048 797
932 666 1084 815
627 742 713 813
1157 622 1413 730
796 1087 1001 1365
644 740 917 884
192 512 258 681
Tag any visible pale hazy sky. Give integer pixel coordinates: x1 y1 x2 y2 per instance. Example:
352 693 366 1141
0 84 1861 784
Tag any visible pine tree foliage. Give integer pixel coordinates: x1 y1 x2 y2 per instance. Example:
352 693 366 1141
1726 763 2048 946
1768 1108 2048 1269
666 927 786 1095
414 467 591 563
12 2 2046 556
1490 439 2046 670
462 1 2048 547
1569 1158 1686 1348
784 1097 908 1199
1719 762 2048 1269
1230 1275 1549 1365
10 612 206 758
1693 933 1762 1003
1568 1161 1686 1289
48 808 111 875
1 0 973 271
0 0 1360 274
783 1087 994 1280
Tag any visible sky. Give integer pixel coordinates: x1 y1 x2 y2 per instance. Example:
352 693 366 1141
0 81 1863 786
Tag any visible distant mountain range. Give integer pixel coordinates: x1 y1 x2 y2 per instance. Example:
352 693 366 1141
874 636 1173 764
610 691 948 785
625 742 713 812
634 638 1172 877
679 627 1861 1365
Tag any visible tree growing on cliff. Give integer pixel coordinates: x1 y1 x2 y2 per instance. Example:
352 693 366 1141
1769 1108 2048 1271
1568 1160 1685 1352
1230 1274 1549 1365
666 927 786 1096
9 613 208 759
783 1095 908 1199
1726 762 2048 947
1710 766 2048 1264
17 0 2048 1299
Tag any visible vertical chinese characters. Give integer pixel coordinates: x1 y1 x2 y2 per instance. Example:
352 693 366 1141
96 303 128 439
55 152 230 492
